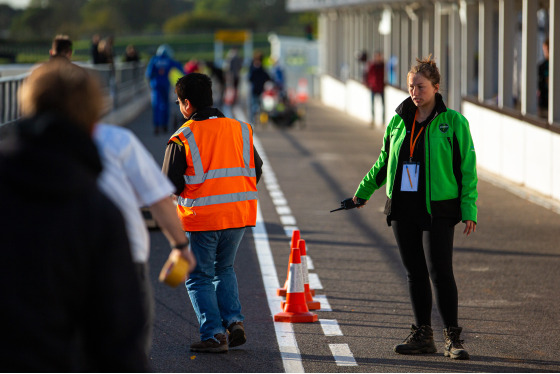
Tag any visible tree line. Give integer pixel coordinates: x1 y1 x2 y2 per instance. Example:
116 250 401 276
0 0 315 40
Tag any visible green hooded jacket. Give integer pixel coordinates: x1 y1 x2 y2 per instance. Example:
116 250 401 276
355 94 478 223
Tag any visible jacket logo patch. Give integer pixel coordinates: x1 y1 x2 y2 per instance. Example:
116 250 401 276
439 124 449 133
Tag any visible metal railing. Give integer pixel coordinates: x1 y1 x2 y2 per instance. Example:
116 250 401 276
0 61 147 129
0 72 26 126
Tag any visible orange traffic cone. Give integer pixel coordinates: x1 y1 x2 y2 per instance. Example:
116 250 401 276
282 239 320 310
274 246 318 323
277 230 300 297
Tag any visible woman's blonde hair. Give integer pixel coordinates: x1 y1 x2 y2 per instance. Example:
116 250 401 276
19 59 102 133
408 54 441 88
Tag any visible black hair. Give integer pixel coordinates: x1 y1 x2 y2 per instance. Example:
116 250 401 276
175 73 213 109
52 35 72 56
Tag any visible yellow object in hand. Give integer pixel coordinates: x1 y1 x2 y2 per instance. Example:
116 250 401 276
159 252 189 287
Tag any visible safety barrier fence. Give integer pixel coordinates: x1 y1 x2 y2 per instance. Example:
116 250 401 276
0 62 147 135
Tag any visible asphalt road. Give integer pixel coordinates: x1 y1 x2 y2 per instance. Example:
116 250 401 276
124 97 560 373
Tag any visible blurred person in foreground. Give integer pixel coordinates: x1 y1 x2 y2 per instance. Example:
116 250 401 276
146 44 184 135
93 121 197 356
162 73 263 353
0 59 149 371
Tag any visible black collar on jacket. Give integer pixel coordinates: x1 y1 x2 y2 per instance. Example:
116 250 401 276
0 113 103 196
14 113 102 176
395 92 447 127
188 107 226 122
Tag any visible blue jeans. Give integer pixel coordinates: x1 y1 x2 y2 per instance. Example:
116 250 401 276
249 93 261 123
185 228 245 341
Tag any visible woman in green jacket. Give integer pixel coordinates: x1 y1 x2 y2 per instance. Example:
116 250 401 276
353 56 477 360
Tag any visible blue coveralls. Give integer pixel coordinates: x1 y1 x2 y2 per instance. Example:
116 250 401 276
145 51 183 131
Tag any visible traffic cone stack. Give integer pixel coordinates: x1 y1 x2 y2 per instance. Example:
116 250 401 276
277 230 300 297
281 239 320 311
274 246 318 323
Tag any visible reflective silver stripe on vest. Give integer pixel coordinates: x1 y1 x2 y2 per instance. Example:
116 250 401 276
178 120 255 185
183 128 204 177
177 191 258 207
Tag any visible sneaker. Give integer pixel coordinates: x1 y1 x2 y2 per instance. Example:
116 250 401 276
443 326 470 360
190 333 228 353
227 322 247 348
394 324 437 355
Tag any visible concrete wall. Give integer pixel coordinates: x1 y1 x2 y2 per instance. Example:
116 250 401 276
463 101 560 202
319 74 560 204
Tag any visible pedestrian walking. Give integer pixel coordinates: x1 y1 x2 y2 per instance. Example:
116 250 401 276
0 59 149 372
93 123 196 357
352 55 478 360
248 51 271 124
365 51 385 124
91 34 101 64
145 44 184 135
537 38 549 118
162 73 263 353
224 48 243 104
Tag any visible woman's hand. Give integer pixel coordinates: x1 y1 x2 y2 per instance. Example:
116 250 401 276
353 196 368 209
463 220 476 236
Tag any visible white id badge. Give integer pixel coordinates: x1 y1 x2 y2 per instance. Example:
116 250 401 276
401 162 420 192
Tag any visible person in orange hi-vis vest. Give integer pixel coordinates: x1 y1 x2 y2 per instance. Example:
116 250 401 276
162 73 263 353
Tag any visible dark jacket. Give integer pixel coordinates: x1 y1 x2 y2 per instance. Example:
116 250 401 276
0 114 149 372
248 63 271 96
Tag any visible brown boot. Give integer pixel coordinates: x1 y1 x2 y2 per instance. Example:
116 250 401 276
227 322 247 348
443 326 470 360
190 333 228 353
394 325 437 354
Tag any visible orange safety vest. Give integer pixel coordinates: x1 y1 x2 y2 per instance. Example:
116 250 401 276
169 117 258 231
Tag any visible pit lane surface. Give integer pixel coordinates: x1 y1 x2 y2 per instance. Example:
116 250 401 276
125 100 560 373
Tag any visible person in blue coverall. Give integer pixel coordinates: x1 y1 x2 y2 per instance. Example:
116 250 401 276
146 45 184 135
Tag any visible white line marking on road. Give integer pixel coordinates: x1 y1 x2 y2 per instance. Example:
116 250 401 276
308 273 323 290
283 225 299 238
269 190 285 199
244 110 356 371
314 295 332 312
253 203 304 373
275 205 292 215
274 197 288 206
306 256 314 270
280 215 297 226
252 135 305 373
329 344 358 366
320 319 343 336
266 182 281 191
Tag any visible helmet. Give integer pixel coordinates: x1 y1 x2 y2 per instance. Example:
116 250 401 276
156 44 174 58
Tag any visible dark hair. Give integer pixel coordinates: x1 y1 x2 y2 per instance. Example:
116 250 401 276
408 54 440 88
175 73 213 109
52 35 73 56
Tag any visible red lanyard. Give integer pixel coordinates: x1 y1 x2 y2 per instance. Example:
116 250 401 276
409 110 424 160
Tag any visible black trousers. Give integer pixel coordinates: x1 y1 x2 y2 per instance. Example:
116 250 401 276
391 218 458 328
134 262 154 356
